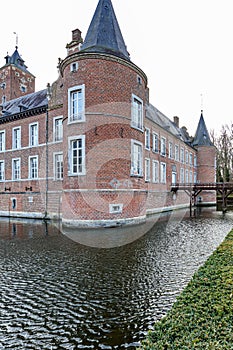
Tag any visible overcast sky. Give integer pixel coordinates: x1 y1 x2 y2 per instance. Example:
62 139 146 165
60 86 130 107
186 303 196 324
1 0 232 136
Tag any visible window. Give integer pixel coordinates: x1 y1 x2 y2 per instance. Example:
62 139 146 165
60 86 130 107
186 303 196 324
0 160 4 180
29 123 38 146
161 137 166 157
109 203 123 214
185 150 189 164
0 130 5 152
29 156 38 179
68 85 85 122
189 153 193 166
131 140 143 176
180 147 184 163
145 128 150 150
168 142 173 159
189 171 193 183
185 169 189 183
160 162 166 183
175 145 179 161
152 160 159 183
145 158 150 182
12 158 21 180
12 127 21 149
152 133 159 153
54 117 63 142
70 62 78 72
194 171 197 183
194 155 197 167
180 168 184 183
54 153 63 180
69 136 85 175
131 94 143 130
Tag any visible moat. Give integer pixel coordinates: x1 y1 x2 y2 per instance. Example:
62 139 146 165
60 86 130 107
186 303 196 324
0 208 232 349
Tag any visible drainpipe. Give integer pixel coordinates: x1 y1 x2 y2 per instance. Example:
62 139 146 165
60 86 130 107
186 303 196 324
45 83 52 219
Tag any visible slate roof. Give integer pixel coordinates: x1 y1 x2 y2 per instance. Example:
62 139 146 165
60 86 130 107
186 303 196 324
0 89 48 118
146 103 192 144
4 47 34 76
80 0 130 61
192 111 213 147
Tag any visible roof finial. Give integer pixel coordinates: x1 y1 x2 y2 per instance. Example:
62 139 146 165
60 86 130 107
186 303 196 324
200 93 204 113
13 32 18 48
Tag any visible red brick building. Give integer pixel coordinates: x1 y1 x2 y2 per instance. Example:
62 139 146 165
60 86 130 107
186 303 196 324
0 0 216 227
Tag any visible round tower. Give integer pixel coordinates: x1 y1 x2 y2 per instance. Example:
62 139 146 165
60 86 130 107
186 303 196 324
193 110 216 205
60 0 149 227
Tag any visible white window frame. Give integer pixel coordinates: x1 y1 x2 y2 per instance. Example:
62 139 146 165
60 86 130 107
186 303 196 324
189 170 193 183
175 145 179 161
194 155 197 167
185 169 189 183
145 128 150 150
29 122 38 147
152 160 159 183
160 162 166 184
185 150 189 164
29 155 38 179
68 135 86 176
12 126 21 149
152 132 159 153
180 168 184 184
131 140 143 177
0 160 4 181
168 142 173 159
189 152 193 166
180 147 184 164
70 62 78 72
0 130 5 152
131 94 143 131
54 152 63 180
68 84 85 123
12 158 21 180
161 137 166 157
54 116 63 142
145 158 150 182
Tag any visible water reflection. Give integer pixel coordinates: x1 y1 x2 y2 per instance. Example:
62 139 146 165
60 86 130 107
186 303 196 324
0 209 232 349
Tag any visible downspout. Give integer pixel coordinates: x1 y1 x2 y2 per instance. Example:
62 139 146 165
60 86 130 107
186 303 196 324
45 83 52 219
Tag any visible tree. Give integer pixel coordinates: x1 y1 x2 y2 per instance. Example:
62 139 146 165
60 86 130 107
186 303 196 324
211 124 233 182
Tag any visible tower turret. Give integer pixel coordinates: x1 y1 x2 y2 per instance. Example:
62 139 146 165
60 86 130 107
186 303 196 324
193 110 216 205
0 47 35 102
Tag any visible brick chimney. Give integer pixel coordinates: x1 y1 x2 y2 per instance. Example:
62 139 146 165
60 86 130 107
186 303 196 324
173 116 179 128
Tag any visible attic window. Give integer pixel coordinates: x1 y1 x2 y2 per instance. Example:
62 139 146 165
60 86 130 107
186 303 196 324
70 62 78 72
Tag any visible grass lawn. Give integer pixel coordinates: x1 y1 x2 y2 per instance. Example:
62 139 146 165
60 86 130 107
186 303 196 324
139 229 233 349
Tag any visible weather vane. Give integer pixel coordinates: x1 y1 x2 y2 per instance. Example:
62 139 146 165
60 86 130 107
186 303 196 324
13 32 18 47
200 93 204 111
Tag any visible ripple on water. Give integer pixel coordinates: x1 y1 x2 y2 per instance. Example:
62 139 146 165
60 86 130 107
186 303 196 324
0 209 232 348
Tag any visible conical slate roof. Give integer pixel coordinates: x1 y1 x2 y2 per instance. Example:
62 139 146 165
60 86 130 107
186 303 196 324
80 0 130 61
192 110 213 147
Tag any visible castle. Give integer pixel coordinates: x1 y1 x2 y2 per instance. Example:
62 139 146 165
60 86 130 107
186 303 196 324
0 0 216 228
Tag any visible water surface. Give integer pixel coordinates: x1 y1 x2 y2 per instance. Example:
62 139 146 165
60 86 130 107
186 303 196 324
0 208 232 349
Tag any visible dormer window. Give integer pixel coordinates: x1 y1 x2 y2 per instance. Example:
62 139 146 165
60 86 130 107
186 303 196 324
70 62 78 72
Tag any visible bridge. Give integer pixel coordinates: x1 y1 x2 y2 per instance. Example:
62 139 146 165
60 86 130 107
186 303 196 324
171 182 233 212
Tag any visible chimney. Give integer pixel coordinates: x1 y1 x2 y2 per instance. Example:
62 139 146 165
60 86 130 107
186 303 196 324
72 29 83 44
173 116 179 128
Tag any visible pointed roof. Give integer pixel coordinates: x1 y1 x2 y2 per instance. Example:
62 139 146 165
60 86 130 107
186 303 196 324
192 110 214 147
80 0 130 61
4 47 33 75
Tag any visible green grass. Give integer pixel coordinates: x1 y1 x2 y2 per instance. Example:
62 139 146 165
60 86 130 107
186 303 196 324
140 230 233 349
